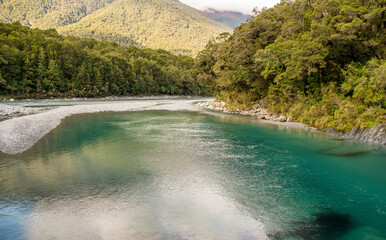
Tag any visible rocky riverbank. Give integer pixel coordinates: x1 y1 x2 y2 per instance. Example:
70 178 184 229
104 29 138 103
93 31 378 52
197 101 289 122
198 100 386 145
0 104 51 121
326 125 386 145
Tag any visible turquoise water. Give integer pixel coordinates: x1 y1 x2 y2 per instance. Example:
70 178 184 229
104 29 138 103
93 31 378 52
0 110 385 239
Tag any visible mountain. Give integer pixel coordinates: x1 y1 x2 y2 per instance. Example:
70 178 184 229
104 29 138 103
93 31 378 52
58 0 231 56
204 8 250 29
0 0 231 56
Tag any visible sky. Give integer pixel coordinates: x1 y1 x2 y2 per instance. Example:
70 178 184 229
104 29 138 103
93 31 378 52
179 0 281 14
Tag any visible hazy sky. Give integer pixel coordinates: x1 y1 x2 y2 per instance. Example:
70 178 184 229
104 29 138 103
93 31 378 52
179 0 281 14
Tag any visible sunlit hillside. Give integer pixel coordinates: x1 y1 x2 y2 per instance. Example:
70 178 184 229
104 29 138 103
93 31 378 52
0 0 231 56
57 0 231 56
0 0 116 28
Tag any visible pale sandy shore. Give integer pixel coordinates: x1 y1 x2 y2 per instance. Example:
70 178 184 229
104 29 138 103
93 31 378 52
0 99 205 155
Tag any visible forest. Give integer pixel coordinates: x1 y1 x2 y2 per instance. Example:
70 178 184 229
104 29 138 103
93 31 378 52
0 22 206 98
0 0 385 132
195 0 385 131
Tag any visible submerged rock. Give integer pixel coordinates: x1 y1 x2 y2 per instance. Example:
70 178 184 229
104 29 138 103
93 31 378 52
270 211 352 240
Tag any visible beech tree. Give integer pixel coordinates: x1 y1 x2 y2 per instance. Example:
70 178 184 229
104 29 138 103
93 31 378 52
195 0 385 131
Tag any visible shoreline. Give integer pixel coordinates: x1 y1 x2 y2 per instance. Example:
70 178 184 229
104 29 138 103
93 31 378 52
198 101 321 133
0 95 201 102
1 98 384 155
0 98 206 155
0 96 201 121
198 101 386 146
0 104 54 121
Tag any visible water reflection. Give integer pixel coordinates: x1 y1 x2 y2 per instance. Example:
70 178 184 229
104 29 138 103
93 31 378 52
26 184 268 240
1 111 270 239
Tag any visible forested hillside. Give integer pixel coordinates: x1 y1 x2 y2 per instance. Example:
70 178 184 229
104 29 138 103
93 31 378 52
0 0 231 56
58 0 231 56
0 22 206 98
0 0 115 29
195 0 385 131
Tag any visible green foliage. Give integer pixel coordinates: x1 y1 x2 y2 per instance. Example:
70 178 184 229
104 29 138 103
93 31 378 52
0 22 206 98
195 0 385 132
342 59 385 107
0 0 231 56
0 0 115 28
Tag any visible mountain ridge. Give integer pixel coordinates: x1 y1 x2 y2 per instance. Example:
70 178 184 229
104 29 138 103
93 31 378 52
204 8 251 29
0 0 231 56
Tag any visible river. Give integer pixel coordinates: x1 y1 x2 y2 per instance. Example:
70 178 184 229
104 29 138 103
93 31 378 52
0 102 385 239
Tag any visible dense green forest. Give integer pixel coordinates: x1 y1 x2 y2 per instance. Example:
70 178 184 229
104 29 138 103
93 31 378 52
0 22 206 98
0 0 231 56
0 0 115 29
1 0 385 132
195 0 385 131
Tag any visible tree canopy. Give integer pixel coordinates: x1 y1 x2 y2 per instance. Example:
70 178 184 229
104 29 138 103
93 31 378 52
0 22 206 98
195 0 385 131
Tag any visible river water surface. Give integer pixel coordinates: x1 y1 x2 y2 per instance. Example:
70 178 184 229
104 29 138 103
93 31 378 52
0 106 385 239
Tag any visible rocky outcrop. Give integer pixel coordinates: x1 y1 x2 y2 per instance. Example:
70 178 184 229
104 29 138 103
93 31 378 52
198 100 386 146
326 125 386 145
197 101 289 122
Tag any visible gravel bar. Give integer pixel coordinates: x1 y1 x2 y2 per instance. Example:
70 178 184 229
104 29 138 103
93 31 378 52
0 99 203 155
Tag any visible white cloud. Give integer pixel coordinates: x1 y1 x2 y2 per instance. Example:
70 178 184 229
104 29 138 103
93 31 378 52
179 0 281 14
